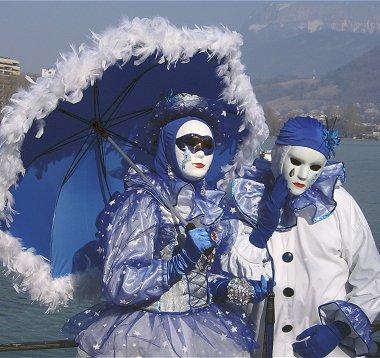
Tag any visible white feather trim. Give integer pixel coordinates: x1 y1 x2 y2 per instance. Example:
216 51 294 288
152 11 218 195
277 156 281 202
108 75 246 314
0 230 101 312
0 17 268 310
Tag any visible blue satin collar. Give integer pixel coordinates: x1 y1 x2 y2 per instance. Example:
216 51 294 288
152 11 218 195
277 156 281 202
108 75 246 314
125 165 225 226
232 158 346 231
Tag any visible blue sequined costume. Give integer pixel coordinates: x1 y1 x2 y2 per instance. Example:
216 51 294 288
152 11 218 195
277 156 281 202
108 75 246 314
63 115 257 357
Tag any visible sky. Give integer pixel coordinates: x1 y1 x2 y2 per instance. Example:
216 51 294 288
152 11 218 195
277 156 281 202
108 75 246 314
0 1 259 73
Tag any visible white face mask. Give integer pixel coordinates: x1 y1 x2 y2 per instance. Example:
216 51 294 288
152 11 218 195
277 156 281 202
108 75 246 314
282 146 326 195
174 120 214 182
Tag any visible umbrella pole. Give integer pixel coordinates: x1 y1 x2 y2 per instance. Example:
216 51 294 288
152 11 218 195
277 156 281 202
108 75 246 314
262 291 275 358
106 136 188 227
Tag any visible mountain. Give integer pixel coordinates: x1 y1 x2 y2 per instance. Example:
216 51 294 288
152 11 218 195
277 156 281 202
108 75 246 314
243 29 380 79
245 2 380 37
322 45 380 104
251 45 380 122
240 2 380 79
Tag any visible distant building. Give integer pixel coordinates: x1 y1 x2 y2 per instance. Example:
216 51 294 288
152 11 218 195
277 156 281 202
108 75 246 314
0 56 22 110
0 57 20 76
42 68 55 78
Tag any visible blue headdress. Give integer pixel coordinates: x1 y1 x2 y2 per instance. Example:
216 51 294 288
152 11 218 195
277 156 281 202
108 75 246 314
146 92 224 152
275 116 340 159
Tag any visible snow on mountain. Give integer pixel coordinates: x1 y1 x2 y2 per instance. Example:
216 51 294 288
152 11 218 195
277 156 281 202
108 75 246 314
246 2 380 36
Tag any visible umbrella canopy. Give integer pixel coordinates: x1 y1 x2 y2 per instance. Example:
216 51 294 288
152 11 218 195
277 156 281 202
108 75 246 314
0 17 268 311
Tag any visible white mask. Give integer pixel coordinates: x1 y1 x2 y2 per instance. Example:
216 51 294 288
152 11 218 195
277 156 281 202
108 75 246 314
282 146 326 195
175 120 214 182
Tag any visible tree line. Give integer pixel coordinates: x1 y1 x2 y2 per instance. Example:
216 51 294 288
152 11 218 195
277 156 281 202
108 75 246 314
264 104 370 138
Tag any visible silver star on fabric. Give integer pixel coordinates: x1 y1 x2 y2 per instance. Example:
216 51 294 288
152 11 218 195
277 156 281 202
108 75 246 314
245 182 253 192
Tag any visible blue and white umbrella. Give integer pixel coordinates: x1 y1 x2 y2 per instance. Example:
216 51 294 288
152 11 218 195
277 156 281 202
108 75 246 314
0 17 268 312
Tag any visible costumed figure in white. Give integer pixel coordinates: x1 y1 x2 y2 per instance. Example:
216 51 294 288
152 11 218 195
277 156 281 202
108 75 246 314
223 116 380 357
63 93 268 357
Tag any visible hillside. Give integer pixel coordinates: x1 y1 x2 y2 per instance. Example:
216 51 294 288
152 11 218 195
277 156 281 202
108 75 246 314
251 46 380 122
245 2 380 37
243 29 380 79
322 45 380 103
240 2 380 79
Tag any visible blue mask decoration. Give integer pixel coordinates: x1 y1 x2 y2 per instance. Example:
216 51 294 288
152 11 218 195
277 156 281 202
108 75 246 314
276 116 340 159
153 116 212 183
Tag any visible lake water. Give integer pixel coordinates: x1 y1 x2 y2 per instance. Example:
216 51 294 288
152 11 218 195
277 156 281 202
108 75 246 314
0 139 379 357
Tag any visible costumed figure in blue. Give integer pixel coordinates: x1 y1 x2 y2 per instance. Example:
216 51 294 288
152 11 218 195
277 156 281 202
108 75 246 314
221 116 380 357
63 93 269 357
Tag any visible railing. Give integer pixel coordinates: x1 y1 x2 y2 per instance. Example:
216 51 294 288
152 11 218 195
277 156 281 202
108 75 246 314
0 323 378 353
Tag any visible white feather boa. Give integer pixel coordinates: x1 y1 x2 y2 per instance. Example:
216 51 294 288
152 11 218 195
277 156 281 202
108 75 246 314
0 17 268 311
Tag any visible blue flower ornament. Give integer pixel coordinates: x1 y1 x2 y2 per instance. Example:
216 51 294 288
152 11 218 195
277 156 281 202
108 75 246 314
323 128 340 159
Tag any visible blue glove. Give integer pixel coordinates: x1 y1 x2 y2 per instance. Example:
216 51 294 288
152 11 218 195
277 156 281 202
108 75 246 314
209 275 269 303
167 228 216 285
209 277 230 299
250 275 269 303
250 175 288 248
292 322 351 357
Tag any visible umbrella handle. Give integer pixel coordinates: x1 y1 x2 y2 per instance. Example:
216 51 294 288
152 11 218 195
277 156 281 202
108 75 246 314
106 136 188 227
